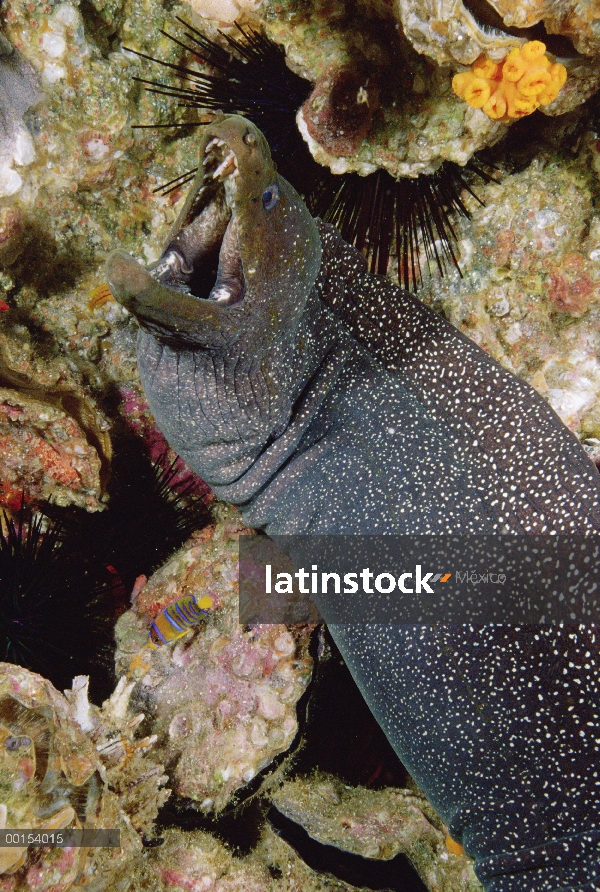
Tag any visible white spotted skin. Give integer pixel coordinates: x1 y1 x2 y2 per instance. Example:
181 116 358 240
335 624 600 891
315 222 600 535
131 138 600 890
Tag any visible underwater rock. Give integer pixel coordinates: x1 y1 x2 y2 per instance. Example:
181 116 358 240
394 0 600 115
395 0 600 112
0 207 26 269
189 0 261 24
0 666 169 890
0 0 204 401
128 824 375 892
418 129 600 443
0 386 105 510
115 503 313 812
0 331 111 511
267 8 504 178
396 0 600 62
178 0 600 182
0 37 39 199
273 772 482 892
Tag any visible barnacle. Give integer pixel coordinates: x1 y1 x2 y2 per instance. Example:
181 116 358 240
452 41 567 122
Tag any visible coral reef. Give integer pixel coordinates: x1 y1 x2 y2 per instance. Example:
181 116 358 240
416 123 600 445
171 0 600 185
0 38 39 199
0 386 106 510
0 0 598 884
452 42 568 122
115 503 314 812
272 772 482 891
0 327 111 511
128 824 380 892
0 665 169 890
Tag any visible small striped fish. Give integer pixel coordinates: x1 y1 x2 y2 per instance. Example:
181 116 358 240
149 593 213 646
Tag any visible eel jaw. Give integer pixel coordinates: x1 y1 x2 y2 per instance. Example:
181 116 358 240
148 136 245 309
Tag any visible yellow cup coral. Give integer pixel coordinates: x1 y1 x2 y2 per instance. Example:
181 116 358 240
452 41 567 123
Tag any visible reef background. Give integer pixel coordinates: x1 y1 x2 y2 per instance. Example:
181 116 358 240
0 0 599 887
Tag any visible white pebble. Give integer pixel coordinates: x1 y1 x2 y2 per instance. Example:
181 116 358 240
273 632 294 656
14 130 35 166
489 297 510 317
43 62 66 83
54 3 80 27
504 323 522 345
42 31 66 59
85 138 110 161
536 208 559 229
0 164 22 198
257 689 284 720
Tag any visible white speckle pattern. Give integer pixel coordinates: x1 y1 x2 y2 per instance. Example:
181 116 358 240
315 222 600 536
121 117 600 892
336 624 600 891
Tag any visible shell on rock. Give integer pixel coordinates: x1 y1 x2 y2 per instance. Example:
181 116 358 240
485 0 600 56
394 0 600 114
0 665 169 891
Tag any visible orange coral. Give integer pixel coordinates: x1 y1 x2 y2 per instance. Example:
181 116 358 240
452 41 567 123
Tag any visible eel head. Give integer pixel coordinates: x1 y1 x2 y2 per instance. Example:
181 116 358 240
106 116 322 351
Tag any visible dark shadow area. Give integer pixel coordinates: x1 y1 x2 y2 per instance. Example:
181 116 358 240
293 629 410 790
462 0 578 58
155 796 268 856
480 106 592 174
268 807 427 892
9 221 91 295
0 430 212 701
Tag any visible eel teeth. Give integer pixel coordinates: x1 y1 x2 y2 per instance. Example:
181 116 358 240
211 151 237 179
203 138 238 182
205 137 225 152
210 286 232 302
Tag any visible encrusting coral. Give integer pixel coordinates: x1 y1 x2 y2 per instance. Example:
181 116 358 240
115 503 314 812
272 772 483 891
452 41 568 122
0 664 169 890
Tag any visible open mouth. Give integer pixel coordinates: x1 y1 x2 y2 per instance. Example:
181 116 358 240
148 137 245 308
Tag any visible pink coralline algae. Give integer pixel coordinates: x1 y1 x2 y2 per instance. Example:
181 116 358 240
115 503 314 812
0 387 106 511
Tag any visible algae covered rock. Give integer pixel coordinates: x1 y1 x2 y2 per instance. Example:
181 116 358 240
0 664 169 890
273 772 483 892
115 503 314 812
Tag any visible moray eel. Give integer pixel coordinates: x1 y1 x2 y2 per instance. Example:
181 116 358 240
107 116 600 891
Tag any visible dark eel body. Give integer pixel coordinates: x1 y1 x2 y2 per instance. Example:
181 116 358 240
108 116 600 891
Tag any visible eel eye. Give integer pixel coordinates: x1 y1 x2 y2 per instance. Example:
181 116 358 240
262 183 279 210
